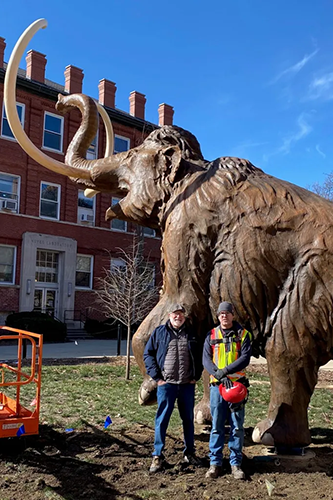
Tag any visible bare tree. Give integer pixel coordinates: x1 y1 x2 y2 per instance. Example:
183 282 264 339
310 173 333 201
95 238 159 379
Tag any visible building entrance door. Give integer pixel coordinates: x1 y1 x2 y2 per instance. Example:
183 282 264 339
34 288 58 317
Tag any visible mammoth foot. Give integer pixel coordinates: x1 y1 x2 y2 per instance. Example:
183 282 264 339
252 403 311 448
138 377 157 406
252 418 275 446
194 398 211 425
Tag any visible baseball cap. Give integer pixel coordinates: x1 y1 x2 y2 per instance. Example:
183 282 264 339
169 304 186 314
217 301 234 315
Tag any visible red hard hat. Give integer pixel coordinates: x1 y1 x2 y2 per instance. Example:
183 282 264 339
219 381 247 403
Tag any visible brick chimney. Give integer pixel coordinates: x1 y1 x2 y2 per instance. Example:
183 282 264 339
64 65 83 94
0 37 6 69
129 91 146 120
158 103 174 126
26 50 46 83
98 79 116 108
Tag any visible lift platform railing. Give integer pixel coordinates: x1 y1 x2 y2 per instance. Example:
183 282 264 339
0 326 43 438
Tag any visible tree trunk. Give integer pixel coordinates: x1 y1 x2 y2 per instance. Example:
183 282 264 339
125 321 131 380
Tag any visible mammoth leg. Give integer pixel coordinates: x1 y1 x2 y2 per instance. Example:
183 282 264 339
252 331 318 447
132 297 173 406
194 369 212 424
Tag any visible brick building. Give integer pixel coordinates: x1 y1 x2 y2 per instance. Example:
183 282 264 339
0 37 175 327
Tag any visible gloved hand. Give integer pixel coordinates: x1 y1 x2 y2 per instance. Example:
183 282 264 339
220 377 233 390
215 368 227 381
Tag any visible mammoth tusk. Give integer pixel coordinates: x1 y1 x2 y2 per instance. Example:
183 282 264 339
4 19 90 180
95 100 114 158
84 101 115 199
84 188 99 198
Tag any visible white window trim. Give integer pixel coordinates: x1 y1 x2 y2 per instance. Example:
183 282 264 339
143 227 156 238
110 196 127 232
0 172 21 214
110 257 126 273
75 254 94 289
77 189 95 225
42 111 64 153
0 244 17 285
114 134 130 153
86 131 99 160
1 102 25 141
40 181 61 221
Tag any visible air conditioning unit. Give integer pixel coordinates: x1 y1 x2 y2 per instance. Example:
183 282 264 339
0 199 18 212
80 213 94 223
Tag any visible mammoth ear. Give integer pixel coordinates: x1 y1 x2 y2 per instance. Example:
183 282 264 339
158 146 182 185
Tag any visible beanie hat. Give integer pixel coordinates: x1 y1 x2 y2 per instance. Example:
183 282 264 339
217 301 234 315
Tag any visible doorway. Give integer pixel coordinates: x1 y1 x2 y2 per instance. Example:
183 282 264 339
34 288 58 317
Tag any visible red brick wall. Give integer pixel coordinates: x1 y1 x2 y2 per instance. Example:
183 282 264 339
0 81 161 317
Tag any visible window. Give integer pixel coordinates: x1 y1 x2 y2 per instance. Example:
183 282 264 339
0 172 20 213
35 250 59 283
1 102 25 140
43 112 64 152
40 182 60 220
110 196 127 232
143 226 156 238
114 135 130 153
146 262 156 289
76 255 93 288
111 258 126 273
86 133 98 160
78 190 95 225
0 245 16 284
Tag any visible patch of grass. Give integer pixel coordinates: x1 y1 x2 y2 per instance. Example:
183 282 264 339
2 361 333 434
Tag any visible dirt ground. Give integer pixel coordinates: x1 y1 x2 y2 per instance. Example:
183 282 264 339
1 364 333 500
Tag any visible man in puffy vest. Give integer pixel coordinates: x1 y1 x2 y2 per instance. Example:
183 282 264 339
203 301 252 480
144 304 203 473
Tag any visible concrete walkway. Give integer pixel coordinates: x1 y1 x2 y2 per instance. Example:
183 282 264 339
1 339 333 371
0 339 129 361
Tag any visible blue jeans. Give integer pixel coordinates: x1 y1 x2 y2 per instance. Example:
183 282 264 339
153 382 195 457
209 385 245 466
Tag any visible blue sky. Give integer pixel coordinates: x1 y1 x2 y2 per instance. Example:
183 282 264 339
1 0 333 190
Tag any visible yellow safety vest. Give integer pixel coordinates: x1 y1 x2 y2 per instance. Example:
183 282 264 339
210 325 250 383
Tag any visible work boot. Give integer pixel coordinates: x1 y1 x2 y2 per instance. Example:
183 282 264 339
183 453 202 466
231 465 245 480
205 464 222 478
149 455 163 473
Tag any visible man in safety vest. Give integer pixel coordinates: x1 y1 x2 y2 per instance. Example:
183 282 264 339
203 301 252 480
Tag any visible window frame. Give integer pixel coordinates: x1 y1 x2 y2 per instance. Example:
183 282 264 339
75 254 94 289
42 111 64 153
0 172 20 213
142 226 156 238
110 196 127 232
77 189 95 225
0 244 17 285
40 181 61 221
1 102 25 141
114 134 130 154
86 131 99 160
110 257 126 273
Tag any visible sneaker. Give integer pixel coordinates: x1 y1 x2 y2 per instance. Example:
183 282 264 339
183 453 202 466
149 455 163 473
231 465 245 480
205 464 222 478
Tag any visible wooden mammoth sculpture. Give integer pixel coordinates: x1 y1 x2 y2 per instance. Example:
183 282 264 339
5 19 333 448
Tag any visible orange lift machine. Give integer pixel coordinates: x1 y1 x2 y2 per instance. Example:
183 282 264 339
0 326 43 438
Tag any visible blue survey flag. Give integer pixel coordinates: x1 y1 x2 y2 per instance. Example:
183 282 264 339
104 416 112 428
65 428 74 433
17 425 25 436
